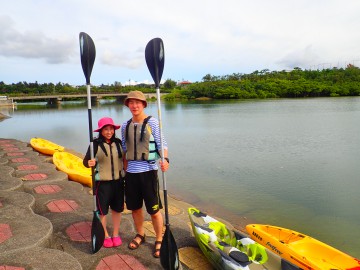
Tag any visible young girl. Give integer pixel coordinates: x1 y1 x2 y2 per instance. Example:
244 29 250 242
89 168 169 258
83 117 124 248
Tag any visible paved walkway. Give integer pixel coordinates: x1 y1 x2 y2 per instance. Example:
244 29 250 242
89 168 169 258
0 138 212 270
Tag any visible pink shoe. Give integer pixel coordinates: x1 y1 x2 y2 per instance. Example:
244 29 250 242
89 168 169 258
103 237 113 248
112 236 122 247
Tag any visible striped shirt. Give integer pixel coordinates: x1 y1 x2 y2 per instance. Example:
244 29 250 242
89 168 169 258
121 117 168 173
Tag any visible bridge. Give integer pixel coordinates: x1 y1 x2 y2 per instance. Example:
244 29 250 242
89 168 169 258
11 93 159 104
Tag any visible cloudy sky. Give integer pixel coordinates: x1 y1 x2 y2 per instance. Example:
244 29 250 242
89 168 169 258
1 0 360 86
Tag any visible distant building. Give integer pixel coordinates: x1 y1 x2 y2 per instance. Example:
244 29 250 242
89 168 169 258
177 81 192 86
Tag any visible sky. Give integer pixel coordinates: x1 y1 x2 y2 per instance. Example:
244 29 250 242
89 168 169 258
1 0 360 86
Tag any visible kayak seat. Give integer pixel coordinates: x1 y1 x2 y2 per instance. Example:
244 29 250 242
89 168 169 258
208 221 232 244
216 240 251 265
247 243 268 264
216 244 251 268
229 250 251 265
193 210 207 218
236 238 268 264
194 222 217 243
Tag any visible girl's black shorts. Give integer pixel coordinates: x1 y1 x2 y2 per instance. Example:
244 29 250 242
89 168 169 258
94 179 124 215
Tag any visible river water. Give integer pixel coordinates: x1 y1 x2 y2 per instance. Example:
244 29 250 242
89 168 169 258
1 97 359 258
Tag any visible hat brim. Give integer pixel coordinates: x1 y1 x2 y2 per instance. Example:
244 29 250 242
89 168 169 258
94 124 120 132
124 98 147 108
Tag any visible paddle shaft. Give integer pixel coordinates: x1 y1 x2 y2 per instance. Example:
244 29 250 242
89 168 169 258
156 83 173 270
86 84 97 209
155 86 169 222
153 48 175 270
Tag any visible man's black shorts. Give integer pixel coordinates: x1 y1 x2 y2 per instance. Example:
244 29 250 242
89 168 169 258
125 170 163 215
95 179 124 215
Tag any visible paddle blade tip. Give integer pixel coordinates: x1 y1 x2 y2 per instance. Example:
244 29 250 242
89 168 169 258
79 32 96 84
145 37 165 88
160 228 180 270
91 213 105 253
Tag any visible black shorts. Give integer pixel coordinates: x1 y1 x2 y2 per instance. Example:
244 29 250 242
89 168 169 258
94 179 124 215
125 170 163 215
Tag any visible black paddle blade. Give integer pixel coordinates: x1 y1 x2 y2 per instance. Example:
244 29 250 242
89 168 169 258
145 37 165 88
91 211 105 253
79 32 96 84
160 227 179 270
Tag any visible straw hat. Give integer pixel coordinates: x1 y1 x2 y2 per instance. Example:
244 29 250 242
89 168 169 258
124 91 147 108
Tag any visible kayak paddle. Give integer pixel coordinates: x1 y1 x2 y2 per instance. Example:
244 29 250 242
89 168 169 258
145 37 179 270
79 32 105 254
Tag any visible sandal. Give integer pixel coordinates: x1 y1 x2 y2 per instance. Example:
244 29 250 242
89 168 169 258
153 240 162 258
128 234 145 250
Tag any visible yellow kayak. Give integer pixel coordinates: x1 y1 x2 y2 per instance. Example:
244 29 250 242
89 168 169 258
246 224 360 270
30 137 64 155
53 151 92 188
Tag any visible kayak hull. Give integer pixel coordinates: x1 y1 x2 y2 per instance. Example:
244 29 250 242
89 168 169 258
246 224 360 270
30 137 64 155
53 151 92 188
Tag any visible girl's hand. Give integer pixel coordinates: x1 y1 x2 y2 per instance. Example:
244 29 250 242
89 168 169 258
88 159 96 167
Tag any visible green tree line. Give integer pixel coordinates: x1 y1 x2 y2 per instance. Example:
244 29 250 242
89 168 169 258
164 66 360 100
1 66 360 100
0 81 155 97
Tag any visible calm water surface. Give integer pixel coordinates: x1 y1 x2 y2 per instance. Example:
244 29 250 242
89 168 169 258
1 97 360 258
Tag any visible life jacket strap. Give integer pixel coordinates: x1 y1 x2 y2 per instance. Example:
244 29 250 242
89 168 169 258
140 116 152 141
125 116 152 142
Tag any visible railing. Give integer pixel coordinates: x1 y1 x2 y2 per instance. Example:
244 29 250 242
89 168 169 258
11 93 127 101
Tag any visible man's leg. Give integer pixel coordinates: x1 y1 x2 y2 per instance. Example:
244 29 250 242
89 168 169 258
151 211 163 257
128 208 145 249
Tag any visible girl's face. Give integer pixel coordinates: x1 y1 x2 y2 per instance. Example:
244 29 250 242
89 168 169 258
101 125 115 142
128 99 145 116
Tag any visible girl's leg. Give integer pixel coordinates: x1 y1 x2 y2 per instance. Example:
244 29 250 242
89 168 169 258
100 214 109 238
111 210 122 237
111 210 123 247
101 214 115 248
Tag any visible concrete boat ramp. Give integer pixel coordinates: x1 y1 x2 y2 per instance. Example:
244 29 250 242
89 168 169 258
0 138 215 270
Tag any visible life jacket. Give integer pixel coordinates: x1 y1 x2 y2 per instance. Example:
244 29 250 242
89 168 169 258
93 137 124 181
125 116 160 162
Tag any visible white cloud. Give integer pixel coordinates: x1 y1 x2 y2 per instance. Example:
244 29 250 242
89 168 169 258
0 15 75 64
101 50 143 69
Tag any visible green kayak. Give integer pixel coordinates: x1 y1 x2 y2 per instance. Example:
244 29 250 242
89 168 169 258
188 207 302 270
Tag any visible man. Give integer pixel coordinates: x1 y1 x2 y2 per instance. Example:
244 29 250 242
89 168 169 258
121 90 169 258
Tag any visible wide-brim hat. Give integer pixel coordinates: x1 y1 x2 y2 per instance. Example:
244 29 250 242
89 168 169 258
94 117 120 132
124 90 147 108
